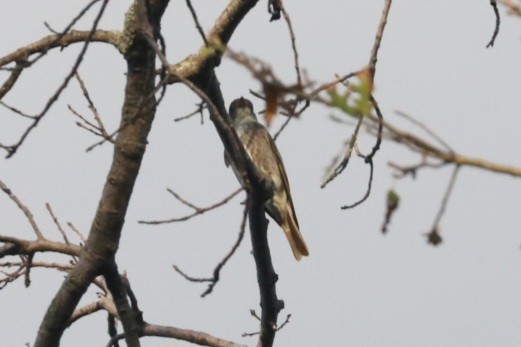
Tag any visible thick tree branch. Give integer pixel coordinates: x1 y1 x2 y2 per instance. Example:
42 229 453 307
108 323 246 347
0 235 80 258
103 259 141 347
167 0 259 83
248 191 283 347
0 30 122 68
34 2 170 346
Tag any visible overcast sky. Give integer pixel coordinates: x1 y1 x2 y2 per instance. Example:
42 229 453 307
2 1 521 346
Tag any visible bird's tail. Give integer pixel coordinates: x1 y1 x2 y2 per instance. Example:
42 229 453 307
282 207 309 261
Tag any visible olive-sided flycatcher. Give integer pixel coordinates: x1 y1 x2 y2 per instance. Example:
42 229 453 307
227 97 309 260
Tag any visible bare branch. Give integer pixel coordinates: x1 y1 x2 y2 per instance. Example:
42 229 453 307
0 100 36 119
3 0 111 158
45 203 70 245
185 0 208 45
174 102 206 123
73 72 112 140
0 179 44 240
394 110 452 152
0 30 121 69
341 152 374 209
0 235 81 258
166 0 260 84
176 197 248 297
34 1 170 344
321 116 364 188
67 222 86 243
486 0 501 48
388 159 449 179
0 60 25 100
141 323 248 347
368 0 392 77
139 187 243 224
279 2 302 87
427 165 461 245
102 259 141 347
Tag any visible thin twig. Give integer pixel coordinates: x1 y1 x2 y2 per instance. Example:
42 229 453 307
272 114 293 141
280 2 302 87
171 197 248 297
200 196 249 297
388 160 449 179
4 0 110 158
67 222 86 243
185 0 208 45
431 165 460 232
45 203 70 245
0 179 44 239
321 116 364 188
174 102 206 123
138 187 243 224
486 0 500 48
395 110 452 152
0 100 36 119
369 0 392 77
341 148 374 209
74 72 111 139
30 0 103 66
274 314 291 331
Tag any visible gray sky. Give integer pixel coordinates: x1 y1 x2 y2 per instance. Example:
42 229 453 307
1 1 521 346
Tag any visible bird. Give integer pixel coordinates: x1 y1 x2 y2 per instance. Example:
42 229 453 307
226 97 309 260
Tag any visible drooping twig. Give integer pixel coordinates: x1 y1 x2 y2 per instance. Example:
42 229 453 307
172 196 249 297
427 165 461 246
321 116 364 189
331 0 391 199
268 0 282 21
320 0 391 189
337 96 383 208
24 253 33 287
340 145 374 209
486 0 500 48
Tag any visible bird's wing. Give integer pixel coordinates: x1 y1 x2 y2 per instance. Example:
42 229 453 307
238 124 299 229
266 131 300 230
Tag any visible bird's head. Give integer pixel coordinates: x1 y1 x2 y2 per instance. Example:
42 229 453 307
229 97 257 125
